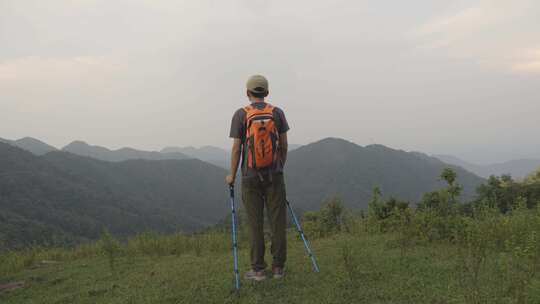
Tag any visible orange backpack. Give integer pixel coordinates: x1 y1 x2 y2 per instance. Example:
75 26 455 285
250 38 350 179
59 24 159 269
243 103 279 170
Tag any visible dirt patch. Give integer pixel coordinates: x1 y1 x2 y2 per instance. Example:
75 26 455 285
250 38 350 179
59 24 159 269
0 281 26 293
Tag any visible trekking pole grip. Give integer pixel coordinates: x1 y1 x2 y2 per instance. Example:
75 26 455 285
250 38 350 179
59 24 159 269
229 185 234 197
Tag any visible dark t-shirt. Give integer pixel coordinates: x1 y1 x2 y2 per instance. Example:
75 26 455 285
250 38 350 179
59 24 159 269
229 102 290 178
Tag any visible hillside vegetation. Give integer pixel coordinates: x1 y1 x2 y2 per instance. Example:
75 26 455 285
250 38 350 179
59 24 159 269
1 168 539 303
0 143 228 250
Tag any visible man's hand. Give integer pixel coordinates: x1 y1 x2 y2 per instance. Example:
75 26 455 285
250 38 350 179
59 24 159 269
225 174 235 186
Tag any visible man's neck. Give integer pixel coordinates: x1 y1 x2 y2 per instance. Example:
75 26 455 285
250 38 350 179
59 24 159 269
250 98 265 104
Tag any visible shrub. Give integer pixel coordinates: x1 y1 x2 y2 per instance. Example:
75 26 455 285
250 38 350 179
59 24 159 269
367 187 411 233
302 197 344 238
100 229 121 272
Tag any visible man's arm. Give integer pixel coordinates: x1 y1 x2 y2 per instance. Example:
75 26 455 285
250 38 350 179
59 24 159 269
226 138 242 185
279 132 288 167
274 107 289 167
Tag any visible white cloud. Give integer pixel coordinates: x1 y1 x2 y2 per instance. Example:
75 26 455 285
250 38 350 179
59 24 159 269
512 48 540 74
413 0 532 41
411 0 539 73
415 5 506 38
513 61 540 73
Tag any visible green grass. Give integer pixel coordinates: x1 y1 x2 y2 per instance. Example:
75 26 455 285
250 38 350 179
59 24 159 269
2 231 539 304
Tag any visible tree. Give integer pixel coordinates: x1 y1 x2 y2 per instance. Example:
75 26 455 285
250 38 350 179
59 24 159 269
417 168 462 216
320 197 344 233
440 167 462 204
368 187 384 219
475 173 540 212
524 168 540 185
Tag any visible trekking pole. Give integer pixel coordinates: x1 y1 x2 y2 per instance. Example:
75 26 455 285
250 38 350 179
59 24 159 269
229 185 241 292
286 200 320 273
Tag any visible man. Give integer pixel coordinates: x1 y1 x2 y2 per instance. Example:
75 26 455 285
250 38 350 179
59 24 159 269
226 75 289 281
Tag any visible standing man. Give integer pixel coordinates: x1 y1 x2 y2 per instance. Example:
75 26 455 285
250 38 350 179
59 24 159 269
226 75 290 281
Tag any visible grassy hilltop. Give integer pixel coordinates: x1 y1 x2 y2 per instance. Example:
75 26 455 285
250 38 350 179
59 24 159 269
0 233 495 304
1 169 540 303
1 215 540 304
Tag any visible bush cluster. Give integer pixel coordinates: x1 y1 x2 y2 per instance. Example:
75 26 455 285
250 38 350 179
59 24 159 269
359 168 540 303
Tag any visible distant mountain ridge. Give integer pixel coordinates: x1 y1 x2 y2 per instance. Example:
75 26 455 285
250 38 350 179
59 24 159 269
3 135 535 180
0 136 57 155
433 154 540 179
1 135 304 167
288 144 303 151
161 144 303 169
161 146 230 168
62 141 189 162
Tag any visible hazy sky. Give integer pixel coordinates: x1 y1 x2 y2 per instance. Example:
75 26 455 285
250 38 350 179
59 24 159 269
1 0 539 164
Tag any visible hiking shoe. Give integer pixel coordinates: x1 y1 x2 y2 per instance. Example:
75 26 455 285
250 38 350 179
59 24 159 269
244 269 266 282
272 266 285 279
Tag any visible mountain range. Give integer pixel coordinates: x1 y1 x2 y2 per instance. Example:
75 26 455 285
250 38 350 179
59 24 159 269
0 137 487 249
62 141 190 162
433 154 540 179
0 137 225 167
160 144 303 168
0 137 305 169
3 136 536 180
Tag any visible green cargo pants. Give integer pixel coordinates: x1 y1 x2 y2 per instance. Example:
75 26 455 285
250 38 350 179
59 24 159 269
241 173 287 271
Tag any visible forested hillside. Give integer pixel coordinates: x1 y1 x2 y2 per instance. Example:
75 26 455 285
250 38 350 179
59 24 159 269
0 143 228 250
286 138 484 211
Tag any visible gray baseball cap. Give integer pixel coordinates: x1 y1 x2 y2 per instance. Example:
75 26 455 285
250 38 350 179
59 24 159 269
246 75 268 94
